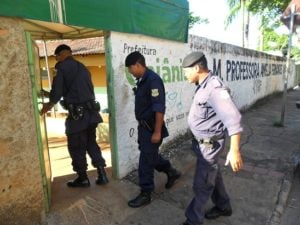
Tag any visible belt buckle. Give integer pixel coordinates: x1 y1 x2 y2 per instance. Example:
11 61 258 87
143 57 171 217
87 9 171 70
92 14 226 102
202 138 211 144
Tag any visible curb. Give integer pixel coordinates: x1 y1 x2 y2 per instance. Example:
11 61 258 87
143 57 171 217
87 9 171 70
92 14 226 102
266 156 300 225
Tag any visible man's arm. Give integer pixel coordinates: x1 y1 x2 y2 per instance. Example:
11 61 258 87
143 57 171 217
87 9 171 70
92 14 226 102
151 111 164 143
225 133 243 172
40 66 64 115
40 102 55 115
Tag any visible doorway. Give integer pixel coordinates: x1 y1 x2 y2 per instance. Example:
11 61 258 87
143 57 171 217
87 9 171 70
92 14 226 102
25 23 115 212
37 37 112 178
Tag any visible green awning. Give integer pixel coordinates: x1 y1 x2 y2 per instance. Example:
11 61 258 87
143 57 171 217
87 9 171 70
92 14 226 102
0 0 189 42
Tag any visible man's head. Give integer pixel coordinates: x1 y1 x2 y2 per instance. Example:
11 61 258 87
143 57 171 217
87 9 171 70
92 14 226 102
182 51 208 83
54 44 72 62
125 51 146 78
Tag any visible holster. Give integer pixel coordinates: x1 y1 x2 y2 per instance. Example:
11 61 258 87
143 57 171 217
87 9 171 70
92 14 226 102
86 100 101 112
68 104 84 120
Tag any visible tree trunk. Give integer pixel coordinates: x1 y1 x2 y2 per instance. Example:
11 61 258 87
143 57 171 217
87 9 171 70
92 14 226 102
241 0 245 47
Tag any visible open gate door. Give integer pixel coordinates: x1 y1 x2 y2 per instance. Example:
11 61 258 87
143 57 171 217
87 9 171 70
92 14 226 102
25 32 52 211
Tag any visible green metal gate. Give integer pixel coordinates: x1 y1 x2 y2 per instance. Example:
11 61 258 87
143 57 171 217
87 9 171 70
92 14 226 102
25 32 52 212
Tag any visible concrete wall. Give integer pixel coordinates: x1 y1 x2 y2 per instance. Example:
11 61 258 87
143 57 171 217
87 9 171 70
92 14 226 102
0 17 45 224
108 31 297 178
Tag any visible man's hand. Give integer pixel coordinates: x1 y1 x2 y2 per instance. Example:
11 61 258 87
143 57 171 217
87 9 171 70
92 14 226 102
225 133 243 172
151 132 161 144
40 102 54 115
225 150 243 172
152 112 164 144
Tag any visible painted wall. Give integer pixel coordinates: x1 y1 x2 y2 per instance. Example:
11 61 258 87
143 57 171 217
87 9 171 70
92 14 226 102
108 31 296 178
0 17 45 224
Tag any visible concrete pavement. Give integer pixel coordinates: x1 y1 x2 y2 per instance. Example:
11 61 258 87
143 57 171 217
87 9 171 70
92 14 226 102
280 169 300 225
43 87 300 225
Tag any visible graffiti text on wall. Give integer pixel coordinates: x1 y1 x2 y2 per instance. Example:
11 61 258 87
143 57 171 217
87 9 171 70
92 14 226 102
166 89 183 111
123 43 157 55
148 57 186 84
125 58 185 86
213 59 286 82
166 112 189 126
123 42 286 86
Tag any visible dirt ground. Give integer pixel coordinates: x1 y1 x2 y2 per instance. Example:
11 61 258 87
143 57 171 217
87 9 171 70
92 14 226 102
45 116 111 178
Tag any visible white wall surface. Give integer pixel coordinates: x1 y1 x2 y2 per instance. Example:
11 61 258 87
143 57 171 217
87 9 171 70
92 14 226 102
109 32 296 178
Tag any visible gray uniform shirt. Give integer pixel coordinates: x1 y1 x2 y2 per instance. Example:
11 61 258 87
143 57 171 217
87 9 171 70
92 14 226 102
188 72 243 138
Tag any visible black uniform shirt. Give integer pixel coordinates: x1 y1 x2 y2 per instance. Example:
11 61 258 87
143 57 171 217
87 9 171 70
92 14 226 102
49 56 101 134
49 56 95 104
134 69 166 121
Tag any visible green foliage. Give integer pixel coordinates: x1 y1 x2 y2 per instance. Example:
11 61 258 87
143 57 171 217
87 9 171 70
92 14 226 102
248 0 291 15
225 3 242 28
263 29 288 51
291 46 300 59
188 12 208 29
225 0 247 28
225 0 300 58
263 29 300 60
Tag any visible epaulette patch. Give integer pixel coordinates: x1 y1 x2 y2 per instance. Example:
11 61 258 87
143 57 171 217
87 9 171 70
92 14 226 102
151 89 159 97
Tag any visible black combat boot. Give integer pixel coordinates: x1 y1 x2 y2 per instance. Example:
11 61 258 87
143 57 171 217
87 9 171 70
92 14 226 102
95 166 109 185
164 167 181 189
128 191 152 208
67 174 90 188
205 205 232 220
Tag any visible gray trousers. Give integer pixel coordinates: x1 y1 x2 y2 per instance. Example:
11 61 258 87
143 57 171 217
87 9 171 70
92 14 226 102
185 138 231 225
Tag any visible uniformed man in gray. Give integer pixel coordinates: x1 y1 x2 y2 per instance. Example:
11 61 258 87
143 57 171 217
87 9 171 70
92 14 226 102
180 52 243 225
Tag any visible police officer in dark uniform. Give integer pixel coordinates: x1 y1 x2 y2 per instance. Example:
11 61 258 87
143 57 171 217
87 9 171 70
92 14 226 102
125 51 181 208
40 44 109 188
180 52 243 225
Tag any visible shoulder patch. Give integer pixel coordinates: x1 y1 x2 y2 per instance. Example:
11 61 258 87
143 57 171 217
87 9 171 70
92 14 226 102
151 89 159 97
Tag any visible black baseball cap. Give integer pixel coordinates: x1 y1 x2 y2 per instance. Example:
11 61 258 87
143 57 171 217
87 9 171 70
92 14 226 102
182 51 205 68
54 44 72 55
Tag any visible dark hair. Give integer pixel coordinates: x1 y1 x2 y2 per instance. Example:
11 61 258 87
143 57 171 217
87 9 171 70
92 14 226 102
194 56 208 70
54 44 72 55
125 51 146 67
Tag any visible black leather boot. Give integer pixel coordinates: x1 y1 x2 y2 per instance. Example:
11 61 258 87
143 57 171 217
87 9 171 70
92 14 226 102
205 205 232 219
67 174 90 188
128 191 152 208
165 167 181 189
96 166 109 185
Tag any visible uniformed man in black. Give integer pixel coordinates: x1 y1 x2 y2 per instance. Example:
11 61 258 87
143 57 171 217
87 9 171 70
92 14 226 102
125 51 181 208
40 44 109 187
180 52 243 225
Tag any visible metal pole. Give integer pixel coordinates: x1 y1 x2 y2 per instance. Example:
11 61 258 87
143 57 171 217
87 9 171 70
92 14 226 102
42 40 56 117
280 4 296 126
43 40 52 88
